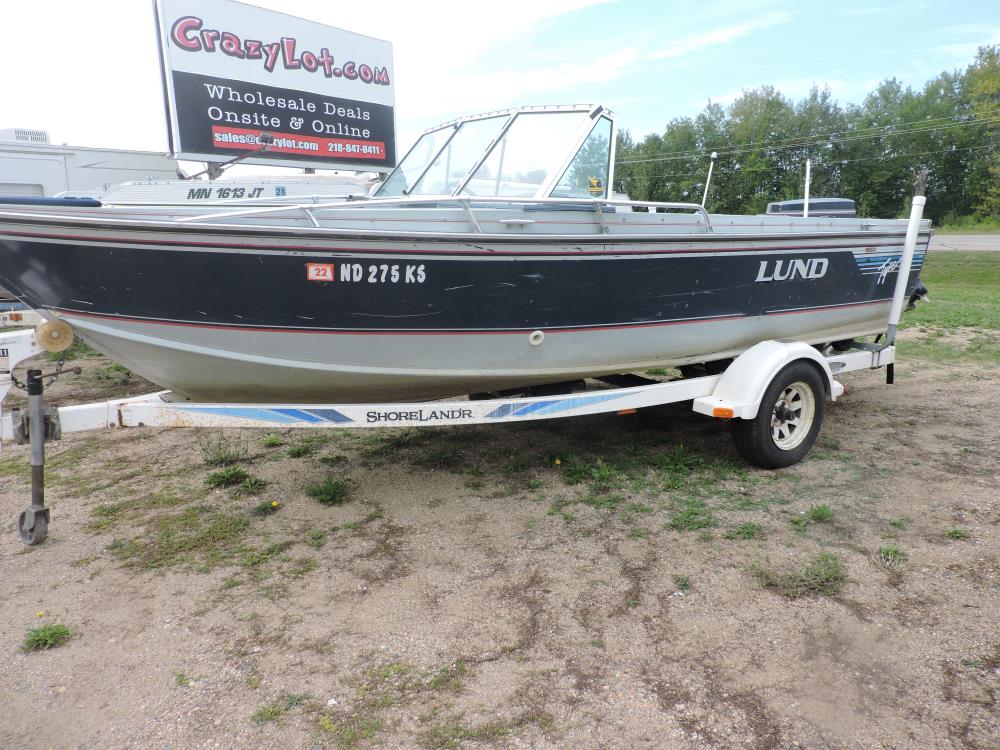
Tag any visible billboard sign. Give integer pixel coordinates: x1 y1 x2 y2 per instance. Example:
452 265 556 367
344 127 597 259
153 0 395 170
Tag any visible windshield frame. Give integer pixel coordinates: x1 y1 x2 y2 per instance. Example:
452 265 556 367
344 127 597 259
373 104 616 200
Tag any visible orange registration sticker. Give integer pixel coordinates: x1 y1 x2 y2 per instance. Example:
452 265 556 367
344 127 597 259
306 263 335 281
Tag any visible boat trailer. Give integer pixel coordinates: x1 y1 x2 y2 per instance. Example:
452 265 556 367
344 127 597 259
1 176 927 545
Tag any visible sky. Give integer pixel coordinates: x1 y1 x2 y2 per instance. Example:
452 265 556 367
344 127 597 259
0 0 997 165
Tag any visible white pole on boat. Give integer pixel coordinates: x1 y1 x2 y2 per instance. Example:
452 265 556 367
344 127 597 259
886 170 928 347
701 152 718 207
803 159 811 218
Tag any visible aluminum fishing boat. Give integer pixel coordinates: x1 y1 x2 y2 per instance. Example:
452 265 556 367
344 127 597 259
0 104 929 403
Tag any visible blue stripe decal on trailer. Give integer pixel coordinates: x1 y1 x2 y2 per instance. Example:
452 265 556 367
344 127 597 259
271 408 324 423
305 409 353 423
512 400 559 417
180 407 298 423
485 392 628 419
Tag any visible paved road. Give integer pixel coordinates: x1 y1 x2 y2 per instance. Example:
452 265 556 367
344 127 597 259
930 234 999 252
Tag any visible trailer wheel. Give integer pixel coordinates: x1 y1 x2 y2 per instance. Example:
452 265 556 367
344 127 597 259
731 361 825 469
17 509 48 545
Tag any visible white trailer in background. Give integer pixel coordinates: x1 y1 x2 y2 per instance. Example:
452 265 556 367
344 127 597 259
0 129 180 197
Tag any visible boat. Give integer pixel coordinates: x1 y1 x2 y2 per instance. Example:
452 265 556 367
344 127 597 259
0 104 930 403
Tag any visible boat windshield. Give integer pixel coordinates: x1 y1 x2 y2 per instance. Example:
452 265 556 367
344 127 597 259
375 105 615 200
404 116 506 196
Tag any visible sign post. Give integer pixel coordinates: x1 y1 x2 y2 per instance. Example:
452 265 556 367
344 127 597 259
153 0 395 172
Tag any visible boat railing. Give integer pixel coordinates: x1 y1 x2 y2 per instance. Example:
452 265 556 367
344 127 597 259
175 196 714 234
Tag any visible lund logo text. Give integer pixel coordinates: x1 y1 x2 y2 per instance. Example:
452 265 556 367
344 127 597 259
756 257 829 283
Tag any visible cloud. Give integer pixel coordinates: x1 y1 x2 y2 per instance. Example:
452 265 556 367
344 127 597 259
647 11 792 60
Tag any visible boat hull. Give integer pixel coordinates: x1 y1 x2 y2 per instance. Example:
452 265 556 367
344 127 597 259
0 212 927 402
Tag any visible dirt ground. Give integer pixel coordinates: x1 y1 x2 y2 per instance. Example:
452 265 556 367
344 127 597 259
0 340 997 750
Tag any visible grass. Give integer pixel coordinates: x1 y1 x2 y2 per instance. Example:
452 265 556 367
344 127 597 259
307 477 351 506
260 433 284 447
877 544 908 566
666 498 716 531
236 476 267 496
199 433 250 466
672 574 691 591
205 466 251 488
23 623 72 652
901 252 1000 331
750 552 847 598
806 505 834 523
108 509 251 570
90 362 131 385
251 499 281 517
252 692 308 724
724 522 763 540
174 672 191 687
287 433 332 458
945 527 970 540
935 217 1000 234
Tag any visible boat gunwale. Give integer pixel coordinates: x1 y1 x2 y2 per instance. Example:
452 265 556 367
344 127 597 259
0 209 932 247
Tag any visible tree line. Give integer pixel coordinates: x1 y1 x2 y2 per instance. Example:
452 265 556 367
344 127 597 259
614 46 999 224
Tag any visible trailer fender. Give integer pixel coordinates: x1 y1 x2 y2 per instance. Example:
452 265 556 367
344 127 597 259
692 341 843 420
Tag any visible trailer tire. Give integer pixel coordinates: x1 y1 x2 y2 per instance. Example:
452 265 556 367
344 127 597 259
731 361 825 469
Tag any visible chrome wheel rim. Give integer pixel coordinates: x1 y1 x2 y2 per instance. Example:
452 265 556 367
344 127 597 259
770 381 815 450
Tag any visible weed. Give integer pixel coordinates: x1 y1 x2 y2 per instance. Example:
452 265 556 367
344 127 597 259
284 557 318 577
236 476 267 496
807 505 834 523
222 576 242 589
251 499 281 517
307 477 351 506
672 574 691 591
260 433 283 447
589 460 620 490
44 339 100 361
252 691 309 724
206 466 250 488
889 517 911 529
22 623 72 652
627 528 649 540
724 522 763 540
750 552 847 598
877 545 908 566
583 493 627 511
90 362 131 385
308 529 328 548
666 498 716 531
318 714 382 747
945 527 970 540
287 433 331 458
251 704 283 725
108 510 250 570
199 432 250 466
320 454 349 467
174 672 191 687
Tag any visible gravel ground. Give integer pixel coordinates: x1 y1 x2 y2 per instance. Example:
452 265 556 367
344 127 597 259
0 341 997 750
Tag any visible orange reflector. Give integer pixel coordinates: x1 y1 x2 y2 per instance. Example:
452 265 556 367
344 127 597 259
10 313 21 321
712 407 735 419
617 408 637 416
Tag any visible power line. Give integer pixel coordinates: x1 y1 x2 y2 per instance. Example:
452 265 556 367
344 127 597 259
616 113 1000 166
616 143 997 189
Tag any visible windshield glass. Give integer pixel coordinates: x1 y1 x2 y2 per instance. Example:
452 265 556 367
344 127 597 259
376 126 456 197
406 117 506 196
460 111 589 198
551 117 612 199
